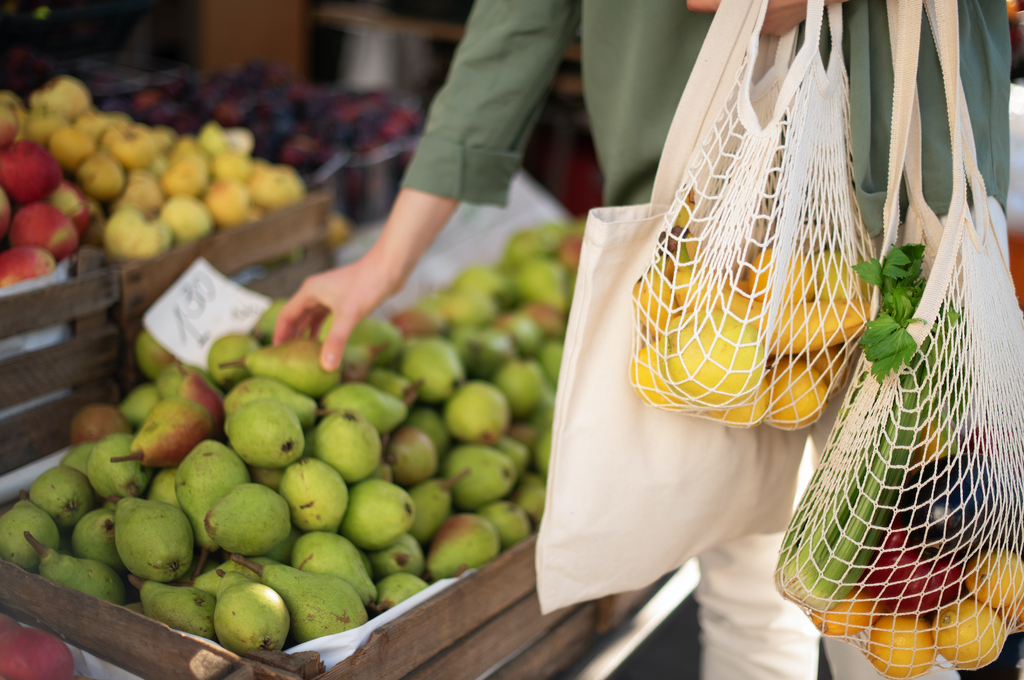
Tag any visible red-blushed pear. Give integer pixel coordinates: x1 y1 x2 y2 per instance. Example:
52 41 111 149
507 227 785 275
557 233 583 272
424 513 501 581
48 180 90 236
0 185 11 240
391 308 447 337
174 364 226 437
70 403 132 444
0 103 18 146
521 302 567 339
119 397 213 467
0 246 56 287
0 626 76 680
0 140 62 203
9 201 79 261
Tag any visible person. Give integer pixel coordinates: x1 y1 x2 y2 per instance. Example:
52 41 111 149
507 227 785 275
274 1 1010 678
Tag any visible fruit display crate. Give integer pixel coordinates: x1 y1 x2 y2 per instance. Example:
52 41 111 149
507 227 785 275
0 246 121 478
0 533 654 680
114 189 333 391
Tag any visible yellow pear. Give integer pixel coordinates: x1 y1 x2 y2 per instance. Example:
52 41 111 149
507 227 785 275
224 127 255 154
149 154 168 177
108 124 158 171
73 109 115 143
100 123 127 150
160 195 214 243
161 155 210 197
76 152 126 202
169 135 210 165
29 75 92 120
114 169 164 215
0 90 23 109
770 300 869 356
151 125 178 155
249 164 305 212
23 107 68 146
104 206 173 261
212 151 253 182
765 357 827 429
204 179 250 229
48 125 96 172
197 120 229 157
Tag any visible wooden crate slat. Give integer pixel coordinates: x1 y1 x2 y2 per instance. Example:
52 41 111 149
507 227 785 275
0 379 119 476
0 267 120 338
246 244 333 299
0 563 244 680
0 325 119 408
481 603 596 680
398 595 577 680
593 583 660 634
116 191 331 322
323 536 538 680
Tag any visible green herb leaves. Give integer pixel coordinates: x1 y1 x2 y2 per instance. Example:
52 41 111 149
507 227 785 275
852 244 927 381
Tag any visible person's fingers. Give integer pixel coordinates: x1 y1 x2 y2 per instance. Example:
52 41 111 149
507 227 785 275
320 307 360 372
273 288 320 345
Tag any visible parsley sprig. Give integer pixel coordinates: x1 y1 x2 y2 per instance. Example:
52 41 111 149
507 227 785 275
852 244 927 381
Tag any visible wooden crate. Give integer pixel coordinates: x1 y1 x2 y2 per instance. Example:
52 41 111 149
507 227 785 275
0 247 121 476
114 191 333 390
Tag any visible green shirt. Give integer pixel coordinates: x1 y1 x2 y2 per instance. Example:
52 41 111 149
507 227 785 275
402 0 1009 237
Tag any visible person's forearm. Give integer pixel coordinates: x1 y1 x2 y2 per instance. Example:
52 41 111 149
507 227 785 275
687 0 849 36
371 188 460 295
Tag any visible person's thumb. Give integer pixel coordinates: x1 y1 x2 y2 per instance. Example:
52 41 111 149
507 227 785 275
321 310 358 373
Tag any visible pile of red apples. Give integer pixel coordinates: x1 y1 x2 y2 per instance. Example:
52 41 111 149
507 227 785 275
0 106 90 289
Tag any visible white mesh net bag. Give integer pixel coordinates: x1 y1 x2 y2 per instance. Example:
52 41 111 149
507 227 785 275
629 0 874 430
776 0 1024 676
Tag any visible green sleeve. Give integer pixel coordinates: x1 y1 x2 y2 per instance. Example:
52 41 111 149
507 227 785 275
402 0 582 205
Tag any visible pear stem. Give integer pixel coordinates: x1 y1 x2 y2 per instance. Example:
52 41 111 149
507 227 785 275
317 409 337 417
380 432 390 451
229 554 264 578
22 531 46 557
215 569 226 577
18 490 27 502
192 546 209 581
175 359 186 376
441 468 471 491
107 495 121 505
127 574 146 591
402 380 423 406
109 452 144 463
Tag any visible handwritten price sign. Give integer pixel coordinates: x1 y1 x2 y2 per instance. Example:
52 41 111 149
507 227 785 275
144 258 272 368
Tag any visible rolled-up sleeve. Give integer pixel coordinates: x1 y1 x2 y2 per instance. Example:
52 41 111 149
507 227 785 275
402 0 582 205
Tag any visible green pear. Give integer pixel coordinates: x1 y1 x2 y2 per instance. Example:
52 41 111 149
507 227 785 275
129 397 214 467
346 317 404 366
514 258 569 312
29 466 94 529
131 575 216 639
115 497 193 582
312 410 381 483
426 514 500 580
248 464 285 491
204 483 291 556
192 560 257 596
502 228 561 268
443 382 510 446
493 312 544 357
278 457 348 532
391 307 447 337
534 430 552 476
208 334 259 389
435 290 497 328
146 467 179 507
340 479 415 551
372 462 393 482
58 532 74 556
375 573 428 613
88 433 152 499
368 533 424 580
321 382 407 434
241 339 340 397
538 341 563 387
441 445 517 511
213 575 290 654
522 302 567 339
224 377 318 429
452 265 515 308
451 327 517 379
507 422 540 455
530 386 556 431
476 501 532 549
494 436 530 478
135 329 175 380
492 359 547 419
406 477 461 546
367 368 418 404
338 341 385 382
24 531 125 604
262 526 302 564
291 532 376 605
400 338 465 404
125 602 146 614
60 442 95 475
71 508 125 573
511 480 546 526
225 399 304 469
385 427 438 488
252 298 287 344
0 499 60 572
119 383 160 429
175 440 250 552
405 407 451 457
231 556 367 642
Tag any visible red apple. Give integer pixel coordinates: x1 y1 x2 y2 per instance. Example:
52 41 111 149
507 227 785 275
47 180 90 236
0 246 57 287
0 184 10 240
0 626 75 680
0 612 20 637
10 201 79 261
0 140 62 204
0 103 18 146
70 403 132 444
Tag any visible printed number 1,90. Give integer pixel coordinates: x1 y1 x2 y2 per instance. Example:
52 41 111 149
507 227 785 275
173 272 217 347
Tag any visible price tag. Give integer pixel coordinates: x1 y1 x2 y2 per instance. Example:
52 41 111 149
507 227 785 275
144 258 272 368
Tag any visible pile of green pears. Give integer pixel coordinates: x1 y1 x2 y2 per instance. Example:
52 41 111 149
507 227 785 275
0 219 582 657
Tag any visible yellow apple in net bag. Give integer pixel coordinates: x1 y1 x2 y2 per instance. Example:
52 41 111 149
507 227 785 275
867 615 936 679
764 357 828 429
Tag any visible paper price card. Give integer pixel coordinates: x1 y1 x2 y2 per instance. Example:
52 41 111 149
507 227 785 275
143 257 272 368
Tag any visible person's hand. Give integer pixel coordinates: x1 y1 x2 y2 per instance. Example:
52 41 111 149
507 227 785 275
272 188 458 371
687 0 850 36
